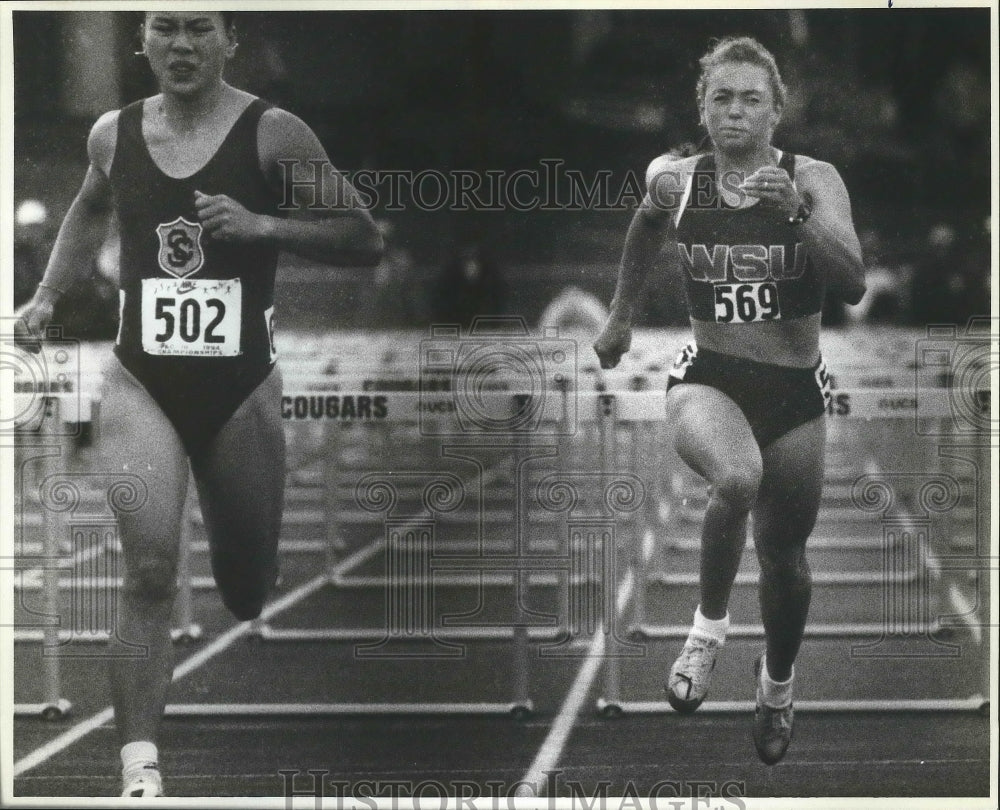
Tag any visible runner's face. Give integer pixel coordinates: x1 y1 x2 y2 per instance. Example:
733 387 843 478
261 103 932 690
701 62 781 155
143 12 234 98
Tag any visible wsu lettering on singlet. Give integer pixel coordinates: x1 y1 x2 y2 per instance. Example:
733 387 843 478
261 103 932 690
672 152 825 323
678 242 809 283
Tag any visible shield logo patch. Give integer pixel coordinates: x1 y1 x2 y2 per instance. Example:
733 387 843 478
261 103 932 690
156 217 204 278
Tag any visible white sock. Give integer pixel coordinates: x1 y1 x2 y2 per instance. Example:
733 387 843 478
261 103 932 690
121 741 158 776
692 605 729 644
759 654 794 708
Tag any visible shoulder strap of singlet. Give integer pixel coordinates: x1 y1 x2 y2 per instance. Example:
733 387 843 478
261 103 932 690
220 97 275 179
779 150 796 181
233 97 274 134
118 99 144 135
674 153 712 228
109 100 145 179
230 97 276 150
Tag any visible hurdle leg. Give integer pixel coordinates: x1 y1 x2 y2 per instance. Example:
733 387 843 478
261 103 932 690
596 392 623 715
629 416 649 640
34 399 72 719
512 624 533 719
173 484 203 643
322 418 344 573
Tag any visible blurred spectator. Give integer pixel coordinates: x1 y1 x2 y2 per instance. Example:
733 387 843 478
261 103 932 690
957 215 992 319
538 285 608 340
909 223 977 325
55 269 119 341
844 229 911 325
430 243 507 327
369 219 425 328
16 198 119 340
224 19 293 107
58 221 121 341
640 272 689 327
934 61 990 135
14 199 52 307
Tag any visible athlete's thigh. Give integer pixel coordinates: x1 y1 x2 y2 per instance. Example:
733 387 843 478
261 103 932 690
99 355 189 563
753 415 827 550
191 366 286 556
665 382 761 485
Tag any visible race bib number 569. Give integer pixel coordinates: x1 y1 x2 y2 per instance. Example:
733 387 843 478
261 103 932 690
141 278 242 356
713 282 781 323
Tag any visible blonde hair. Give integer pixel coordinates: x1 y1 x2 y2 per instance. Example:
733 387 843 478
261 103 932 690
696 36 787 112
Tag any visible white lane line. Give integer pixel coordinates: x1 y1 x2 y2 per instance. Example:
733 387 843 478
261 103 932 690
13 455 515 777
11 706 115 779
517 569 635 797
13 572 328 777
945 581 982 646
13 555 343 778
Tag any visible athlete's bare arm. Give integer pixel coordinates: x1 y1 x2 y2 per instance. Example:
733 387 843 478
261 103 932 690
593 155 692 369
193 107 383 266
792 160 866 304
13 111 118 351
743 157 865 305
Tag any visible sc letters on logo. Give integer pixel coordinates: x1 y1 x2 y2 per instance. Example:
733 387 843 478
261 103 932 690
156 217 204 278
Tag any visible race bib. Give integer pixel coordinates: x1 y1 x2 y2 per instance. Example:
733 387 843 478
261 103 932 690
141 278 242 356
713 282 781 323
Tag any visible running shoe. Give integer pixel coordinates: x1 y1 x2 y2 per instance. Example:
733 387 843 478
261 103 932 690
753 655 794 765
666 631 721 713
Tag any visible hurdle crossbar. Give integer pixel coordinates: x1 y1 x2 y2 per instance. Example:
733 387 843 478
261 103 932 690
596 696 989 715
13 626 202 644
164 701 534 717
647 569 919 586
625 621 951 640
254 625 565 642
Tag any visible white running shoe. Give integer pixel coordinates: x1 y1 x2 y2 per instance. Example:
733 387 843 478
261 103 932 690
121 764 164 797
666 631 721 713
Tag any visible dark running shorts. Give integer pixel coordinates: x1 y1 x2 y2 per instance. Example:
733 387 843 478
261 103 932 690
666 342 832 449
113 348 276 460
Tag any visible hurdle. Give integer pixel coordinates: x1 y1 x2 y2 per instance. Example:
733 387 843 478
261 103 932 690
14 329 992 722
235 385 619 717
12 395 74 719
594 382 992 716
164 380 649 718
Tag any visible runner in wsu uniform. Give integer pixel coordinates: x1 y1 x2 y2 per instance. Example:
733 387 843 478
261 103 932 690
594 37 865 764
14 12 382 796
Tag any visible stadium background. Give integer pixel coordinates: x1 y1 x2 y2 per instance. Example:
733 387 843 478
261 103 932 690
12 7 992 334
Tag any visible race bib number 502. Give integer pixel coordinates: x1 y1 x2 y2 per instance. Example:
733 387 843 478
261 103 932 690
141 278 242 356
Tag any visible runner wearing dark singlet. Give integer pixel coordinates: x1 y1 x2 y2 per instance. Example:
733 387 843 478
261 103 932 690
594 36 865 764
14 11 382 795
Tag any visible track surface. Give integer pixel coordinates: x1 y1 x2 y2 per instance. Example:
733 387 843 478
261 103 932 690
9 332 994 802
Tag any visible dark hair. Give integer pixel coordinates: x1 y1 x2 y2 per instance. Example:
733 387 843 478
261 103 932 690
696 36 786 112
143 11 236 30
